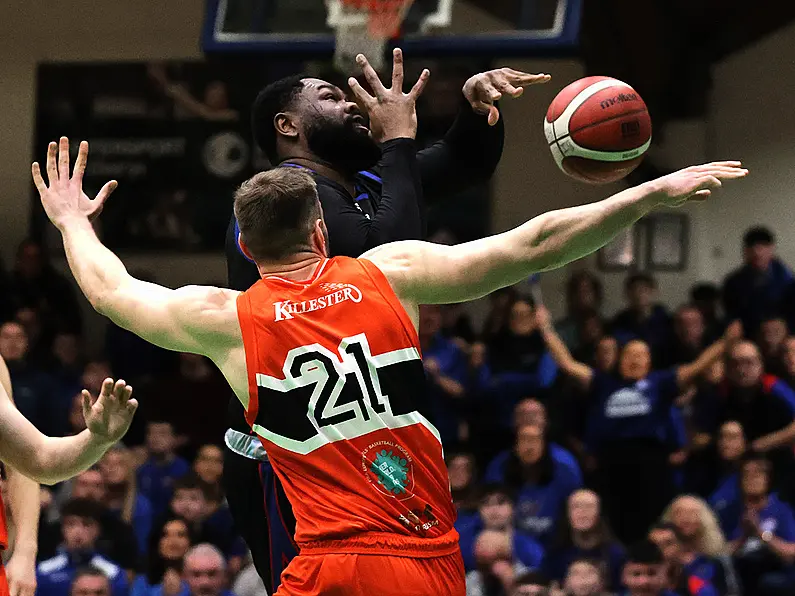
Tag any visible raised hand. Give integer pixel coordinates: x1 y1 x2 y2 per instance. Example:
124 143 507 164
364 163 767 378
348 48 430 143
463 68 551 126
82 378 138 444
32 138 117 230
723 320 744 344
653 161 748 207
534 304 553 330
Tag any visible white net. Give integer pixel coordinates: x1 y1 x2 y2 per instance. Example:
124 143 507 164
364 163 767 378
325 0 414 73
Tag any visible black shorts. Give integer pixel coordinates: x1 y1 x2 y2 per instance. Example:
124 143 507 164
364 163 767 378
224 402 298 593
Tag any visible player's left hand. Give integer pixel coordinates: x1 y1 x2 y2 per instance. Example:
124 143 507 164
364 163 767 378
5 549 37 596
32 138 117 231
463 68 551 126
83 378 138 444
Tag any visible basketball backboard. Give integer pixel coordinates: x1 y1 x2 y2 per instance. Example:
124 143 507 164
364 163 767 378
202 0 581 57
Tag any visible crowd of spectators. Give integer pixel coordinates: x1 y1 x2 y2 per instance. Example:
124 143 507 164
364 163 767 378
3 224 795 596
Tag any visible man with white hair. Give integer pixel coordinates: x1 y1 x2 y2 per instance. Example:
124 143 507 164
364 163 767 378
183 544 234 596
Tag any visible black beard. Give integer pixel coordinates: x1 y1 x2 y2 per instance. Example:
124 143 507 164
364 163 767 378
304 115 382 175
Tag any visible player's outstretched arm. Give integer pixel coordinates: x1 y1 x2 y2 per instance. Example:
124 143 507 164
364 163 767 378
0 378 137 486
364 162 747 305
32 138 241 357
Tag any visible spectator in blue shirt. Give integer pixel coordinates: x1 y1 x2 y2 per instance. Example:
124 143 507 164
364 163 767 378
131 516 196 596
709 421 748 536
192 445 224 496
99 445 154 557
538 305 741 544
476 298 558 431
457 484 544 572
543 489 625 591
612 273 673 366
484 398 582 487
418 304 470 447
37 499 129 596
621 539 679 596
70 568 111 596
137 421 190 519
485 423 582 545
724 227 793 336
729 454 795 596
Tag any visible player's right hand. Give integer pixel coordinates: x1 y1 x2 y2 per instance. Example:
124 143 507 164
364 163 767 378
82 378 138 444
348 48 430 143
653 161 748 207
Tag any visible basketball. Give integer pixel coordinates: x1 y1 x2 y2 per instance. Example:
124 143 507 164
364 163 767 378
544 76 652 184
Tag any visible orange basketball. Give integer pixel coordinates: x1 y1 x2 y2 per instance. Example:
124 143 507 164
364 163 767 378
544 76 652 184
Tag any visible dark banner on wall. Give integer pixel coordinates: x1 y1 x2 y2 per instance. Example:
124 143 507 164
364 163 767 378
34 58 491 253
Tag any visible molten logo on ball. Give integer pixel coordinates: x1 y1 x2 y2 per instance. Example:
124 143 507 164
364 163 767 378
599 92 639 110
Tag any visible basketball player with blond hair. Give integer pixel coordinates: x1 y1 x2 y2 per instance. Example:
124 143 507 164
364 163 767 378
34 135 745 595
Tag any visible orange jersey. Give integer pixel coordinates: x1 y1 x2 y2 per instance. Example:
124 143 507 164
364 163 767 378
0 483 7 551
237 257 458 558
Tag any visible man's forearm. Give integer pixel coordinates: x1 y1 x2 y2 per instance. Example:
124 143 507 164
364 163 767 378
59 218 131 311
5 467 39 557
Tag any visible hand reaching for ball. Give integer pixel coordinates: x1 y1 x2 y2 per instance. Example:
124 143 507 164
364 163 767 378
653 162 749 206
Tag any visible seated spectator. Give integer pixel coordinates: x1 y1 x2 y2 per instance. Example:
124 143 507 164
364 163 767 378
137 421 190 519
543 489 625 591
484 398 582 487
419 304 469 447
690 284 725 342
131 516 195 596
621 539 679 596
457 485 544 572
169 474 243 567
478 297 558 425
99 445 154 556
709 422 748 536
39 468 139 573
0 320 54 433
537 305 739 544
10 238 82 333
466 530 529 596
757 316 789 378
37 499 128 596
448 452 480 522
193 445 224 495
664 304 709 367
563 558 604 596
555 271 604 353
724 227 792 336
484 423 581 545
49 332 85 417
648 522 724 596
611 273 672 366
695 341 795 502
729 454 795 596
182 544 235 596
71 568 111 596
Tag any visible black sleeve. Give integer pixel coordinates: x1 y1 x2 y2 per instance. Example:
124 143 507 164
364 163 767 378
225 215 261 292
322 138 423 257
416 95 505 200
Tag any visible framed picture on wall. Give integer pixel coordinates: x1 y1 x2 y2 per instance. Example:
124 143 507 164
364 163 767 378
647 213 689 271
597 226 638 271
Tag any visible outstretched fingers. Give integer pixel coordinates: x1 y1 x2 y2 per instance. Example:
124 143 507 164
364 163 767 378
408 68 431 100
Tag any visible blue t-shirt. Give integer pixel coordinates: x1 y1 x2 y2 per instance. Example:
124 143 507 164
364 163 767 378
708 473 742 536
37 552 129 596
682 555 726 596
136 456 190 518
730 494 795 554
109 494 153 556
542 541 626 590
485 450 582 544
586 369 680 451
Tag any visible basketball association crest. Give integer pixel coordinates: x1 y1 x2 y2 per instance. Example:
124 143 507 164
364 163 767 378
361 441 415 500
